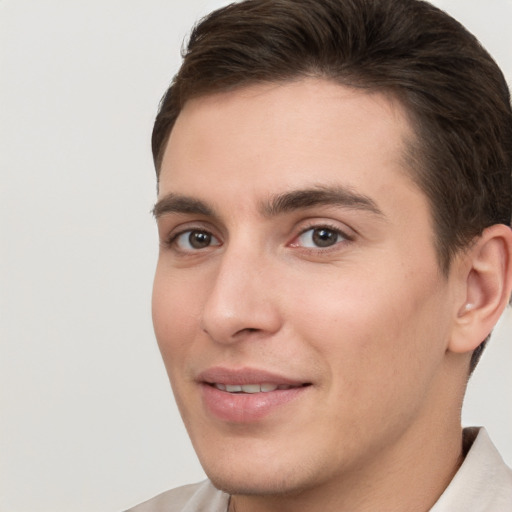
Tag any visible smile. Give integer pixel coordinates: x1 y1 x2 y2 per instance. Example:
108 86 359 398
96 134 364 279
212 383 301 393
198 368 312 422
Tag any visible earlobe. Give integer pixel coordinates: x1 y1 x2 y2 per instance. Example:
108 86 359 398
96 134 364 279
449 224 512 354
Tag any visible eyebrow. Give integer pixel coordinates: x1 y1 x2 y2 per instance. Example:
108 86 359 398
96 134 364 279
262 185 384 217
152 185 384 219
152 193 215 218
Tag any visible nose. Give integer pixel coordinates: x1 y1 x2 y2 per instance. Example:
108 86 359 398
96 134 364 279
200 246 282 344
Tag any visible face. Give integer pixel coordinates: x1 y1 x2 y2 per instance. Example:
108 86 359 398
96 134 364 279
152 79 459 497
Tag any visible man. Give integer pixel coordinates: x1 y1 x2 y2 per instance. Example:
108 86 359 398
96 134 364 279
128 0 512 510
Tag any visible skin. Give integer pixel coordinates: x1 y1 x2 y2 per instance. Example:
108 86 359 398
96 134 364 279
151 79 508 511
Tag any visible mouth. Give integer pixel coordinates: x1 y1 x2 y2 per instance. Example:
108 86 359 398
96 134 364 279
209 382 309 393
198 366 311 391
198 367 312 422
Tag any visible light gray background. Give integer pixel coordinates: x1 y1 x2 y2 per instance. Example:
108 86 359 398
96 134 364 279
1 1 511 511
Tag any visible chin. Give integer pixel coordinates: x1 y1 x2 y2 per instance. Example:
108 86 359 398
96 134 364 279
207 470 305 497
199 449 320 498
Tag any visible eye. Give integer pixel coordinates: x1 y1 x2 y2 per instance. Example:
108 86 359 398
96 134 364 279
295 226 347 248
173 229 221 251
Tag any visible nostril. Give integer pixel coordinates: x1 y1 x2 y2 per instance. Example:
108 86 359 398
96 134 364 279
233 327 260 336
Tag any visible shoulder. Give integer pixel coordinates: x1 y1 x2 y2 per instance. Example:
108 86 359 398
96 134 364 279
124 480 229 512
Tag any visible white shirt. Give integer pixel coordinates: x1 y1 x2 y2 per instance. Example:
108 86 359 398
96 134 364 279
125 427 512 511
430 427 512 510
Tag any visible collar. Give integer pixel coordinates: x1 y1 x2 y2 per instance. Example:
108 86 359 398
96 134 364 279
430 427 512 511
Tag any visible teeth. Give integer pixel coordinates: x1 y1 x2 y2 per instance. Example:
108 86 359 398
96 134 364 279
214 383 287 393
240 384 261 394
225 384 242 392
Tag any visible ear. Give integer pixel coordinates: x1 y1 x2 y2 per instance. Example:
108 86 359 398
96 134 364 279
449 224 512 354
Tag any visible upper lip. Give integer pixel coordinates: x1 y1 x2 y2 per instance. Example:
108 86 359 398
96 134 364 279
197 366 309 387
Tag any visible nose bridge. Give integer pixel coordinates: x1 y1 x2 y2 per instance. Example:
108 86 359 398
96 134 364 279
200 237 281 343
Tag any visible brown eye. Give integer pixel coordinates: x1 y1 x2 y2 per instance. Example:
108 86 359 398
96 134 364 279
312 228 339 247
297 226 345 248
189 231 212 248
174 230 220 251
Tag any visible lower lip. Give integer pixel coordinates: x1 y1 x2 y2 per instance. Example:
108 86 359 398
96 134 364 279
201 384 308 423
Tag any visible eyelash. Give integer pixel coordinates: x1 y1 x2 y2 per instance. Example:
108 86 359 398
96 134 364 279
292 223 353 252
165 226 221 252
163 222 353 254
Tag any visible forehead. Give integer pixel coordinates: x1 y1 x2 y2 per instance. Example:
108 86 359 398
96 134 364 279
158 78 425 221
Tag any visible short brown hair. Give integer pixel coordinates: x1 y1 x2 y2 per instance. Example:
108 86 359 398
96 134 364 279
152 0 512 370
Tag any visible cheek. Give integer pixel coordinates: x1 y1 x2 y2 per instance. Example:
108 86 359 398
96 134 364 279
285 270 451 453
151 270 206 426
287 263 449 393
151 265 202 368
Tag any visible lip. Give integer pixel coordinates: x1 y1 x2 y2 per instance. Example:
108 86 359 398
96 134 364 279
198 366 306 387
198 366 311 423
